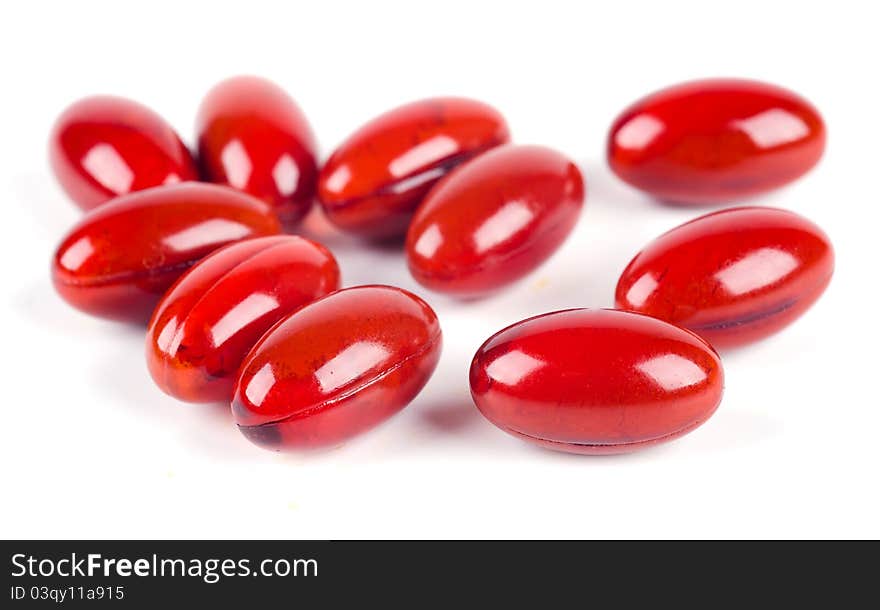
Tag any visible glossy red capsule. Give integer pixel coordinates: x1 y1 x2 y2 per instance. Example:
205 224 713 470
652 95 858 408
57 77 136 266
53 183 282 322
607 79 825 204
615 207 834 348
196 76 318 226
406 145 584 297
233 285 442 450
146 236 340 403
50 96 198 211
318 97 510 239
470 309 723 454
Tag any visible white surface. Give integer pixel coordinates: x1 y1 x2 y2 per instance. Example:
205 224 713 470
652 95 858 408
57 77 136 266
1 0 878 539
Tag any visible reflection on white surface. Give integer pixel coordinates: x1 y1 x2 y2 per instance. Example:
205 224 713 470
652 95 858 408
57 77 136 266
220 139 252 189
82 144 134 193
733 108 810 149
614 115 665 150
625 273 659 307
163 219 253 252
322 164 351 194
714 247 799 296
272 154 300 196
315 342 391 394
412 223 444 258
636 353 707 392
59 236 94 271
245 362 276 406
473 200 533 254
210 293 280 347
485 350 545 386
389 135 458 178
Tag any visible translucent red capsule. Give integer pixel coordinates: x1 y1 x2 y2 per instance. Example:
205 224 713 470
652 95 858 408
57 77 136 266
470 309 724 454
615 206 834 348
196 76 318 226
607 79 825 204
146 236 340 403
50 96 198 211
52 183 281 322
233 285 442 451
406 145 584 297
318 97 510 239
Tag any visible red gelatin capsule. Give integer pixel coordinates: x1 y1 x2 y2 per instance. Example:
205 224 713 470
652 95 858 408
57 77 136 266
196 76 318 226
405 145 584 297
53 183 281 322
470 309 723 454
615 206 834 348
50 96 198 211
146 236 340 403
318 97 510 239
233 285 442 450
607 79 825 204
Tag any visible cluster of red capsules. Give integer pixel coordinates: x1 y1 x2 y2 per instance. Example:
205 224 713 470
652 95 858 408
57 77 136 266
49 76 833 454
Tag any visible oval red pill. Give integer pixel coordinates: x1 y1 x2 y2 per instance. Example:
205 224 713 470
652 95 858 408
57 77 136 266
146 236 340 403
233 285 442 451
470 309 723 454
52 183 282 322
196 76 318 226
615 206 834 348
405 145 584 297
607 79 825 204
318 97 510 239
50 96 198 211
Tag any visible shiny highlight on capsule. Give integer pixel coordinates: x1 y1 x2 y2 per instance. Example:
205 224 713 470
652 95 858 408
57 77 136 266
50 96 198 211
607 78 825 204
196 76 318 225
615 206 834 347
52 183 282 322
470 309 724 454
318 97 510 238
233 285 442 450
406 145 584 297
147 236 340 403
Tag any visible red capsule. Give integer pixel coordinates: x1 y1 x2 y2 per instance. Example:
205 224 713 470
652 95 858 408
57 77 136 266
615 207 834 348
405 145 584 297
196 76 318 226
146 236 340 403
607 79 825 204
470 309 723 454
50 96 198 211
52 183 282 322
233 285 442 450
318 97 510 238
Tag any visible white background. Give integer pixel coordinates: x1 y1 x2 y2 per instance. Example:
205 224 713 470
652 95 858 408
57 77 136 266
1 0 878 539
